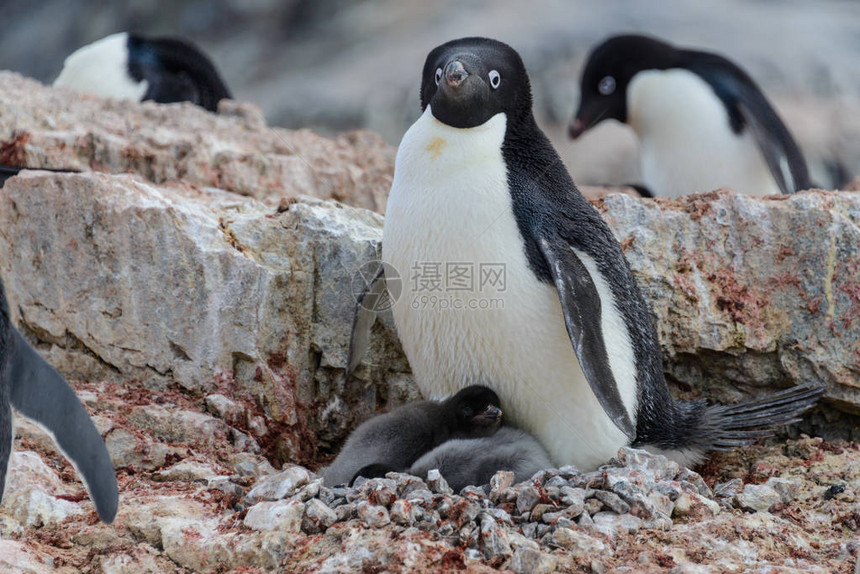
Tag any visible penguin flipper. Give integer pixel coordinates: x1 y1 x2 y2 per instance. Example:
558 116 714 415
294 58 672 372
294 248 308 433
7 328 118 523
538 237 637 440
690 62 811 194
346 266 386 377
0 394 11 503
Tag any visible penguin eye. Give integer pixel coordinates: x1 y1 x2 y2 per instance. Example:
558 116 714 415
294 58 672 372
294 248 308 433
461 406 474 418
488 70 501 89
435 67 443 86
598 75 616 95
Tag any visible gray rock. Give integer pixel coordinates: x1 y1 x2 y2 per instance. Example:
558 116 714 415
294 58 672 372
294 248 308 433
516 485 541 514
551 526 606 556
592 511 643 537
356 501 390 527
736 484 782 512
509 547 557 574
673 492 721 518
294 480 322 503
560 486 587 508
232 453 276 478
676 468 713 498
584 498 604 515
541 503 584 524
653 480 684 501
765 477 800 504
2 452 86 528
204 393 245 425
713 478 744 500
615 447 680 482
244 465 312 504
593 490 631 514
334 503 357 523
529 503 556 522
577 511 594 526
153 461 224 483
404 488 434 505
302 499 337 533
426 469 453 495
389 499 419 526
356 477 397 507
243 500 304 532
103 428 179 470
490 470 516 500
478 514 512 561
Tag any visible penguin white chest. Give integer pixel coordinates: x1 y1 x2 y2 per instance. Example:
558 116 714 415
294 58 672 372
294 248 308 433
383 108 632 470
628 69 778 197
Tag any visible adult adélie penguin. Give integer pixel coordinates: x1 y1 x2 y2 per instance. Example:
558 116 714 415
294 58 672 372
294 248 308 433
350 36 824 471
1 32 232 189
0 277 118 522
54 32 232 112
569 34 811 198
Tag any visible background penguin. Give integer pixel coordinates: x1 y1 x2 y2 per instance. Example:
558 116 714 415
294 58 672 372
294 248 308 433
0 32 232 188
409 426 552 492
377 36 824 472
0 277 118 523
324 385 502 486
53 32 232 112
568 34 811 197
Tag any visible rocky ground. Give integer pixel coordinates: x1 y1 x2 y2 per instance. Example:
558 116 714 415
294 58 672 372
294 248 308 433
1 72 859 572
2 391 859 573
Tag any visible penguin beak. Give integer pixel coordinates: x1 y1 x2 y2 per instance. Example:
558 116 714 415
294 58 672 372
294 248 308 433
444 60 469 88
568 116 588 139
476 405 502 423
569 99 616 139
429 56 491 128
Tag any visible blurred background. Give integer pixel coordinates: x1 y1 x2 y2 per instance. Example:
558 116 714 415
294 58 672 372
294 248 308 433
1 0 859 187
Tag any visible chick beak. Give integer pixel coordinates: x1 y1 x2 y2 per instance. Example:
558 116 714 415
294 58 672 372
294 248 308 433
480 405 502 421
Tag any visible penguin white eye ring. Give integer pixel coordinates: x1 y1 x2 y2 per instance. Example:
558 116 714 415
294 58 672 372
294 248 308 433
598 75 616 95
489 70 501 89
435 67 443 85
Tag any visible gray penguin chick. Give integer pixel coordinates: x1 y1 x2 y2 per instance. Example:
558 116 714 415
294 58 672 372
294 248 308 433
409 426 552 492
324 385 502 487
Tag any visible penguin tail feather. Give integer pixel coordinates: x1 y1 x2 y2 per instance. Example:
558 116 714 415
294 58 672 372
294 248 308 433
697 382 825 451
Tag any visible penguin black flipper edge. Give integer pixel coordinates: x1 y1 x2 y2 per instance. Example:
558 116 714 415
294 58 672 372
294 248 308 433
538 237 636 440
7 329 118 523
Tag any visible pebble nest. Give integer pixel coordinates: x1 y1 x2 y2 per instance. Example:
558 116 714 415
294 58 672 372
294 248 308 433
241 443 856 572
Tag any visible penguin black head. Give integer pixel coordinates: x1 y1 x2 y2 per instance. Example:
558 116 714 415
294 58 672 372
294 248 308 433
420 37 533 129
569 35 679 138
444 385 503 437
